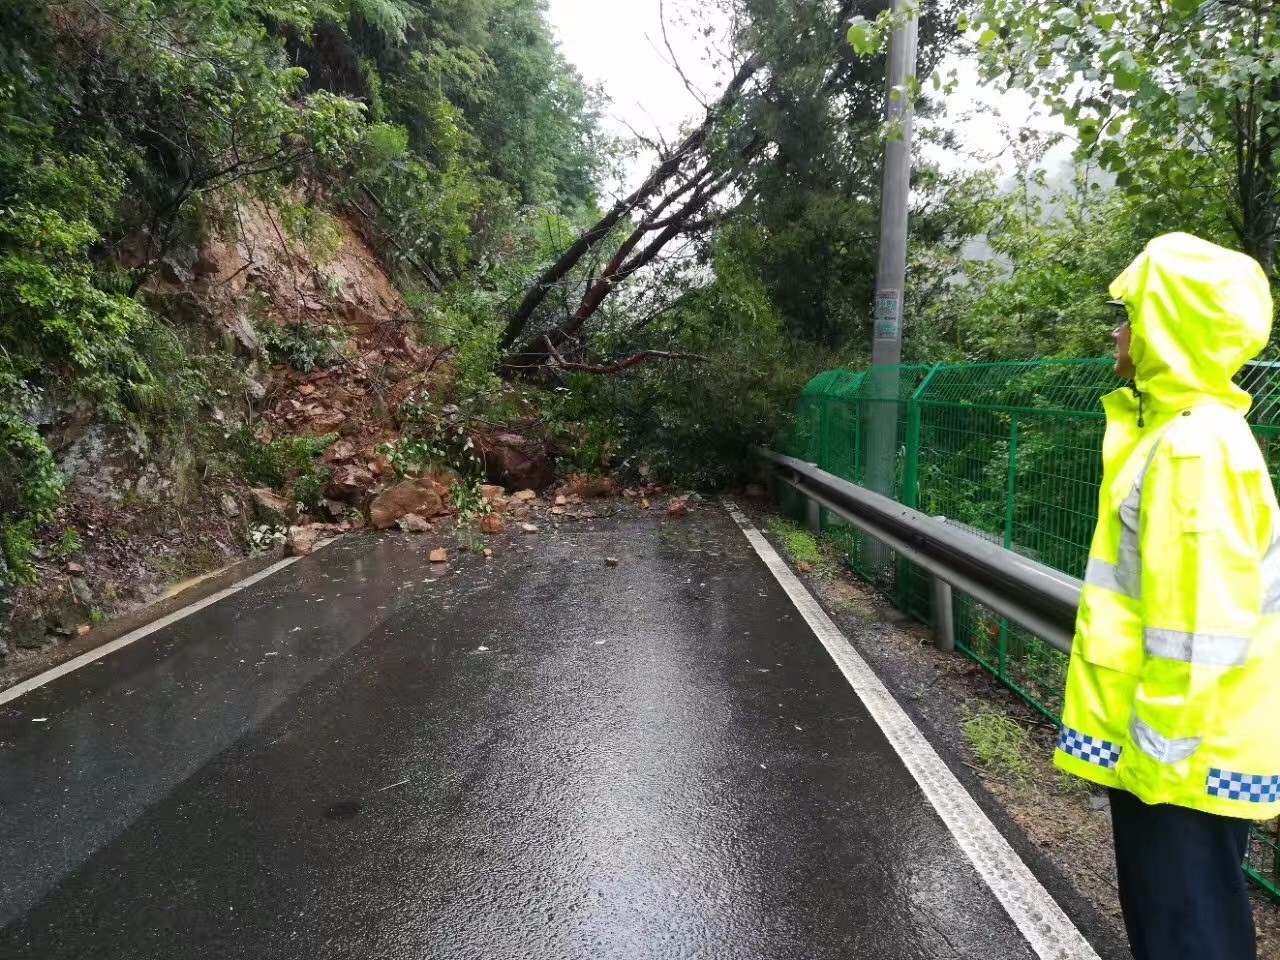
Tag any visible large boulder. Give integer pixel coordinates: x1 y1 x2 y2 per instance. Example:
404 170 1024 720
250 488 295 526
479 484 509 513
286 525 322 557
302 409 347 437
477 432 555 492
325 464 376 504
369 479 444 530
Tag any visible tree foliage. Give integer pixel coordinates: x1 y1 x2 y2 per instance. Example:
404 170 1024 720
907 171 1169 363
971 0 1280 273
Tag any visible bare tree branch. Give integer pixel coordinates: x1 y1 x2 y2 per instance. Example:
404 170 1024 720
655 0 710 109
537 336 708 375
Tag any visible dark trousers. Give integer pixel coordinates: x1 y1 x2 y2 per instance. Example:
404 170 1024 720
1110 788 1256 960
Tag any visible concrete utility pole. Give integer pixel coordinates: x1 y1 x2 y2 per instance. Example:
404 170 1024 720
864 0 919 570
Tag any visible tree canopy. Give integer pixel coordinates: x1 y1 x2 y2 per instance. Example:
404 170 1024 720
971 0 1280 273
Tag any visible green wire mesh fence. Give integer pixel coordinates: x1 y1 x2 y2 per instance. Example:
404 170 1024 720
782 359 1280 899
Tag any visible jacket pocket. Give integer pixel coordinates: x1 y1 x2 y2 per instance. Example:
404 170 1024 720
1074 585 1144 676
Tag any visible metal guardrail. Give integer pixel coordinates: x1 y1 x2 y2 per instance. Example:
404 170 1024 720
760 449 1081 654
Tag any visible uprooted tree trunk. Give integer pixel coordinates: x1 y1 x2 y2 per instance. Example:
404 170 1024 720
496 55 764 361
500 164 748 374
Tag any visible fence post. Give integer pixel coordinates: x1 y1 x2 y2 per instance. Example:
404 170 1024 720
897 364 942 613
998 412 1021 681
903 393 922 512
902 363 941 511
1004 412 1020 549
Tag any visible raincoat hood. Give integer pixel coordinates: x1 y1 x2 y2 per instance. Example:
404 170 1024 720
1110 233 1273 415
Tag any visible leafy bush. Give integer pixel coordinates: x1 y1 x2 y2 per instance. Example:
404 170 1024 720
381 417 480 478
2 522 39 585
451 477 492 521
380 436 446 477
292 470 330 515
53 529 83 558
259 324 340 373
0 369 65 583
233 430 335 491
247 524 287 553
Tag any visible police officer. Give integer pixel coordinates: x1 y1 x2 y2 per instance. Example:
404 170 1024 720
1055 233 1277 960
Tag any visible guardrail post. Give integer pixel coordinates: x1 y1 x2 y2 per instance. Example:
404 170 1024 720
931 576 955 652
805 495 822 534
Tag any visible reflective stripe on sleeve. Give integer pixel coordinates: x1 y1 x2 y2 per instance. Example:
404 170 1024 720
1084 534 1140 600
1130 716 1202 765
1084 548 1141 600
1087 433 1170 601
1144 628 1251 667
1085 558 1131 597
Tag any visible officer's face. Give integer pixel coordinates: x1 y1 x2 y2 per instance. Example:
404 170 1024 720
1114 320 1135 380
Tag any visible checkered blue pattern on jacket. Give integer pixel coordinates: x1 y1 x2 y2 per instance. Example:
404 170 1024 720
1206 769 1280 804
1056 726 1122 770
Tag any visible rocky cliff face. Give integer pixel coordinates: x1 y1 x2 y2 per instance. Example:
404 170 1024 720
1 198 541 660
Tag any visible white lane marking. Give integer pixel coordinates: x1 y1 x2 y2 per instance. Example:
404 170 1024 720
0 543 335 708
725 503 1100 960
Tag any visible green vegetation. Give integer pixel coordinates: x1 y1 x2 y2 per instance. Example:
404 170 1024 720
766 518 824 569
234 431 335 492
962 704 1034 784
53 529 83 558
450 478 493 522
971 0 1280 274
259 324 342 374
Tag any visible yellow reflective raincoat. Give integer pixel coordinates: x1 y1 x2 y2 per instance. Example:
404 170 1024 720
1055 233 1280 819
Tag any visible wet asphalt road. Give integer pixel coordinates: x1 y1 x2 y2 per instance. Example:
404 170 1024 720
1 508 1050 959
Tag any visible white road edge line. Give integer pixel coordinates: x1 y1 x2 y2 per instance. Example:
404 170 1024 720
725 502 1100 960
0 539 339 709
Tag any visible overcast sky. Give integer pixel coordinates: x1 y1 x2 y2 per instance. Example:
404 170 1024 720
547 1 724 147
546 0 1070 190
